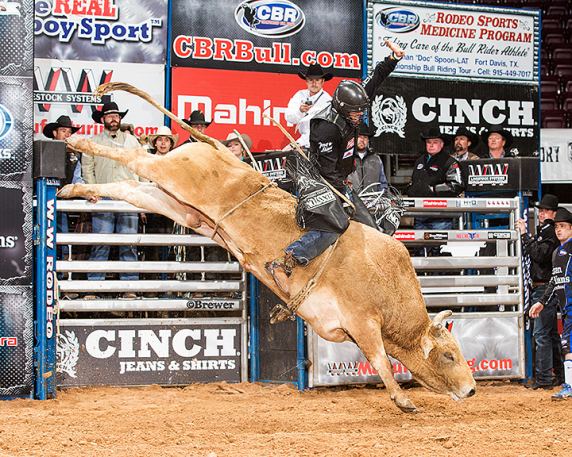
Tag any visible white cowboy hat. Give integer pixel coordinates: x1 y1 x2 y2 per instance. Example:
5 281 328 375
147 126 179 147
222 132 253 149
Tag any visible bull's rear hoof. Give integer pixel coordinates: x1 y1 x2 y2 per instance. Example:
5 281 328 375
397 403 417 413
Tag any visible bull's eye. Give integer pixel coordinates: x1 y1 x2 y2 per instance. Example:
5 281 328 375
444 352 455 362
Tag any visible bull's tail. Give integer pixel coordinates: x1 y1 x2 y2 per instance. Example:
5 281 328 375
94 82 223 150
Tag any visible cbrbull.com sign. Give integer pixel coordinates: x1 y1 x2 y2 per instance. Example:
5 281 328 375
57 321 242 386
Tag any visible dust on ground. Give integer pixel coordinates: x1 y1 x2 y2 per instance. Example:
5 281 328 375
0 381 570 457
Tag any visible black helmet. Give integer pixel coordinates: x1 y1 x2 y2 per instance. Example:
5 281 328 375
332 80 369 121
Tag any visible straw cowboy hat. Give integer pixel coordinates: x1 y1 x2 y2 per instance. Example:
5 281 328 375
92 101 128 124
147 126 179 147
42 115 80 139
183 110 211 127
298 63 333 81
222 132 253 149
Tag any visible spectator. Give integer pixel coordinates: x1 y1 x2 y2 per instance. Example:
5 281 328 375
407 127 464 230
481 126 515 159
148 126 179 155
82 101 141 299
222 132 253 160
347 121 388 193
285 63 333 149
529 207 572 400
182 110 211 144
452 126 480 161
517 194 563 389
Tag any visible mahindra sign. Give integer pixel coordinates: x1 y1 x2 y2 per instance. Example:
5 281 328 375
171 67 351 151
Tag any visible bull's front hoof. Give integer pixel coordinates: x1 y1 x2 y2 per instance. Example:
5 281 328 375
394 396 417 413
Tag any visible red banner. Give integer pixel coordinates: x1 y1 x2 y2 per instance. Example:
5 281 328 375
171 67 349 152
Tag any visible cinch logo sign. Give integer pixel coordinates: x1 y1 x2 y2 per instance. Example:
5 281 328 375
235 0 305 38
0 104 13 141
376 8 420 33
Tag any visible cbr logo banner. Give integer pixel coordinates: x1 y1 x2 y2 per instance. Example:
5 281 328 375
171 67 349 151
33 0 167 64
170 0 362 77
34 58 165 140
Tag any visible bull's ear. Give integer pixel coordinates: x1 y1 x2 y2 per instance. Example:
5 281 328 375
421 335 434 360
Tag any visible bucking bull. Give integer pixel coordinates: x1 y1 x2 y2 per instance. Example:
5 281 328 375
59 83 476 413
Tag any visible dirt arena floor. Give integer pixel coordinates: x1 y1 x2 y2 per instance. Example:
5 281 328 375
0 381 570 457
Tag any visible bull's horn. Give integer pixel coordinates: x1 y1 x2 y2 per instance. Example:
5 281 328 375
94 82 221 150
432 310 453 328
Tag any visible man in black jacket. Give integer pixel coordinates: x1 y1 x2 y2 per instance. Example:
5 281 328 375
517 194 563 389
529 207 572 399
407 127 464 230
266 40 404 298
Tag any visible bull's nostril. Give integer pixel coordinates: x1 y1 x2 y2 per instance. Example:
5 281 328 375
467 388 476 397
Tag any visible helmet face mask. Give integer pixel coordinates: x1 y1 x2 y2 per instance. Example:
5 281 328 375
332 80 370 125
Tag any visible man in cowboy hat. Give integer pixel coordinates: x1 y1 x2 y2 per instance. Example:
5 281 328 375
530 207 572 400
347 121 388 194
285 63 333 149
82 101 141 297
517 194 563 389
407 127 463 231
182 110 211 144
43 115 82 185
481 125 515 159
452 126 480 161
148 126 179 155
222 132 253 160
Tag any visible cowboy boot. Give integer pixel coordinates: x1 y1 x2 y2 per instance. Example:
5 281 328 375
265 251 297 295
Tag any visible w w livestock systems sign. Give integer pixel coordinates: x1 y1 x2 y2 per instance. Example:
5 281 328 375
171 67 351 151
34 59 165 140
33 0 168 64
540 129 572 184
57 320 245 386
368 77 539 157
368 1 538 82
308 314 523 386
170 0 362 77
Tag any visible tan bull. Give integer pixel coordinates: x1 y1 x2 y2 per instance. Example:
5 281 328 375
59 84 476 413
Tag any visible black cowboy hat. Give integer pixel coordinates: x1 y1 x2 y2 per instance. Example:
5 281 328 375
92 102 128 124
535 194 559 211
298 63 333 81
554 207 572 224
481 125 513 150
453 126 479 149
183 110 211 127
42 115 80 139
357 121 374 137
420 127 451 145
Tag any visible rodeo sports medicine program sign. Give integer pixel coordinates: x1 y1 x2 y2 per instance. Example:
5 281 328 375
367 1 539 156
1 0 34 398
170 0 363 77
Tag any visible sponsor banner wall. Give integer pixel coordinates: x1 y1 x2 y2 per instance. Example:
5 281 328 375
171 67 350 151
369 1 538 82
57 320 243 386
0 77 34 180
0 0 33 77
34 0 168 64
0 286 34 396
310 314 522 386
540 129 572 184
369 77 538 156
170 0 362 77
0 182 33 285
34 59 165 140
